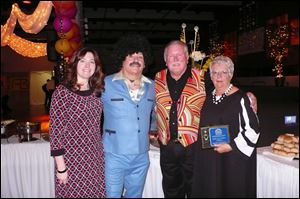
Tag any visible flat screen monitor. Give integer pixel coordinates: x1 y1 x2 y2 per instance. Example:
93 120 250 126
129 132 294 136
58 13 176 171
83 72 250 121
284 115 297 125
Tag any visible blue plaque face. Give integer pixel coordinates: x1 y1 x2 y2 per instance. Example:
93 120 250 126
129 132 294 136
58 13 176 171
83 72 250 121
200 125 230 149
209 126 230 145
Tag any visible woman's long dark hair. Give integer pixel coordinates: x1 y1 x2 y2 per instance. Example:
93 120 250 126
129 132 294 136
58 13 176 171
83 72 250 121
63 47 104 97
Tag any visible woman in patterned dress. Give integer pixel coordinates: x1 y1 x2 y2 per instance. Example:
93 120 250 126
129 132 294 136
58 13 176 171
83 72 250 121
50 47 106 198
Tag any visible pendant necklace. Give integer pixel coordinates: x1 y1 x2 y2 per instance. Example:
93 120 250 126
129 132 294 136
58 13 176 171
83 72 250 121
212 84 233 104
125 78 141 90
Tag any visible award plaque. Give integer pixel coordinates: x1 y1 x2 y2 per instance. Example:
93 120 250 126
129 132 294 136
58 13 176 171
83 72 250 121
200 125 230 149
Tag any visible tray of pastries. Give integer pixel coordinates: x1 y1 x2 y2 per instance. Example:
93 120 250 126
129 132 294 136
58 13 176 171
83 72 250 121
271 133 299 158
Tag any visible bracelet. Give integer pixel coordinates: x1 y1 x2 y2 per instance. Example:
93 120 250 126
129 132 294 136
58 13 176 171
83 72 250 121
57 168 67 174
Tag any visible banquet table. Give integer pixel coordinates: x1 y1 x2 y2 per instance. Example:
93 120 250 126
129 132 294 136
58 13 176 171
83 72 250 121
257 146 299 198
1 135 164 198
1 134 55 198
3 138 299 198
143 144 164 198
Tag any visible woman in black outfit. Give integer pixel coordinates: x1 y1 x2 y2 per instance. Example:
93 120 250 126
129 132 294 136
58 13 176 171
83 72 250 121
191 55 260 198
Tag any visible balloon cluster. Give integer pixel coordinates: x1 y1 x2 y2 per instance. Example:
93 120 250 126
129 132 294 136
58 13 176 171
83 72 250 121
52 1 82 59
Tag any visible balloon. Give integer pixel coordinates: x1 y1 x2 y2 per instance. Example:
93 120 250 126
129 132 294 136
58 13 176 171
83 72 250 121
64 48 75 58
52 1 76 10
53 16 73 33
69 23 80 37
57 27 74 39
69 41 81 51
70 35 81 42
55 39 71 54
58 22 81 39
55 6 77 18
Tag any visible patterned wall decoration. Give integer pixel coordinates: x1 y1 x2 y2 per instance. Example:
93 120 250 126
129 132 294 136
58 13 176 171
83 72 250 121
10 77 29 91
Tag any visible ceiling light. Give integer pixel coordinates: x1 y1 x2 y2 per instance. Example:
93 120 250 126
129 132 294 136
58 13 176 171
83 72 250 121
22 1 32 4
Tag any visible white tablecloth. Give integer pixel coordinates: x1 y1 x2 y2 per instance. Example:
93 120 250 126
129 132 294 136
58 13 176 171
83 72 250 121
4 140 299 198
143 144 164 198
257 146 299 198
1 135 55 198
1 136 164 198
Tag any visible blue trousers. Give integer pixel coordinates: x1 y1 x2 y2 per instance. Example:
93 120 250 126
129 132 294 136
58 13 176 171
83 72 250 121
105 152 150 198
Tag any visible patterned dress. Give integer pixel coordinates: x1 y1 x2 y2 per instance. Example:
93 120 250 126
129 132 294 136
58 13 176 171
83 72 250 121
50 84 106 198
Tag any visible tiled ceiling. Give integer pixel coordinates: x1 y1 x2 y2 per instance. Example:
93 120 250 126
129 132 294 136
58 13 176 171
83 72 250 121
1 1 242 45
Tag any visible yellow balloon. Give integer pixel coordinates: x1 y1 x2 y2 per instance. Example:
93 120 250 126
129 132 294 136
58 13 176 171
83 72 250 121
55 39 71 54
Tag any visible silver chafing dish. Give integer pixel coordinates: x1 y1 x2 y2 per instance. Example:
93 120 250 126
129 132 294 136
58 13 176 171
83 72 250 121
16 121 41 142
1 119 16 136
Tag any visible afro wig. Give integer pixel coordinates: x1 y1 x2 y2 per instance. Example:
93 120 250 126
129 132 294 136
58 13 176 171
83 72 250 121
113 33 153 72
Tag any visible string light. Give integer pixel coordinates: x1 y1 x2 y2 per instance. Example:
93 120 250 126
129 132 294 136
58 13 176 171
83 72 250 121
209 41 224 56
266 24 289 77
8 33 47 58
1 1 53 57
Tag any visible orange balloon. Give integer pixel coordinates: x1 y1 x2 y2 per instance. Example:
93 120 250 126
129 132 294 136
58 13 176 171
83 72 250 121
57 27 74 39
70 23 80 37
64 48 75 58
55 39 71 54
69 41 81 51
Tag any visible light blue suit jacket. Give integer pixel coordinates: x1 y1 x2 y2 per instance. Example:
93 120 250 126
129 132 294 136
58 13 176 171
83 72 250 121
101 74 156 155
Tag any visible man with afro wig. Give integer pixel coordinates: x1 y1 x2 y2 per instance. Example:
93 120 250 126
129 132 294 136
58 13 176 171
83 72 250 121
101 33 156 198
